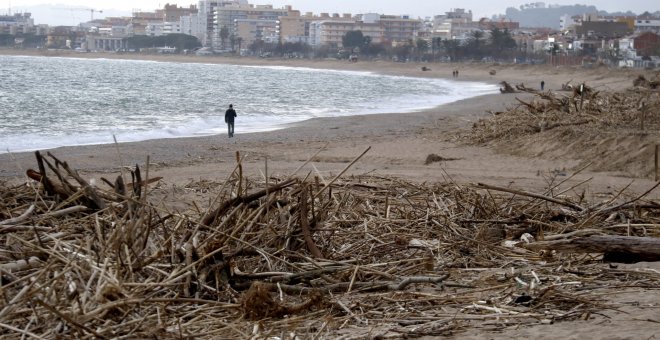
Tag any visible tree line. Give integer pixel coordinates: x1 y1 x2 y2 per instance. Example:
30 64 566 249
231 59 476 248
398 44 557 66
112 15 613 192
3 27 520 62
337 27 518 62
123 34 201 52
240 26 519 62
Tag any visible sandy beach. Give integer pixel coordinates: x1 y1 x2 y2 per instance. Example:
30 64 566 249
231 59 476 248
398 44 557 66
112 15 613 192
1 49 653 197
1 50 659 339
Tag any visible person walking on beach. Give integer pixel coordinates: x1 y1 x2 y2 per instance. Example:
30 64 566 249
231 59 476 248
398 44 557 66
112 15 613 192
225 104 237 138
541 80 545 91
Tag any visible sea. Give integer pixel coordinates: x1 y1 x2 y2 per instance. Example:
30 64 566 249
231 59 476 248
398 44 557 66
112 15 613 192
0 55 498 153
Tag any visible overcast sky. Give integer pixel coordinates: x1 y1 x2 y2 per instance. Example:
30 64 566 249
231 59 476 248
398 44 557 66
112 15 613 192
9 1 659 26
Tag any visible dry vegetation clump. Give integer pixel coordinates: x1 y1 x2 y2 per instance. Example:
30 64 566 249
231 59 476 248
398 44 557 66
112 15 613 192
466 84 660 144
0 151 659 338
462 82 660 177
633 73 660 89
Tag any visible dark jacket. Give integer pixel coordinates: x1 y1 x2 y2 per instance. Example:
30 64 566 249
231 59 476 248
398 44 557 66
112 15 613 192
225 108 237 123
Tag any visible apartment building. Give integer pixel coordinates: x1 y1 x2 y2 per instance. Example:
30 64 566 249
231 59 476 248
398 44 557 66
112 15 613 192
196 0 247 46
181 12 203 38
214 4 290 48
0 13 34 35
141 4 195 37
145 21 183 36
576 21 632 38
377 15 422 43
432 8 475 40
277 11 315 44
635 16 660 34
235 18 278 46
309 13 357 47
163 4 198 22
478 18 520 30
634 31 660 56
130 11 163 36
309 13 421 48
559 14 579 31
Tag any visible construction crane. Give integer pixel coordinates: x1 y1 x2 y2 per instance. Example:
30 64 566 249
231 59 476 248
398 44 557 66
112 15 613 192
53 7 104 22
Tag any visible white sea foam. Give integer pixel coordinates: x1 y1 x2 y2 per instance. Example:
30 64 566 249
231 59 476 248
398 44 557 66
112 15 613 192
240 64 377 77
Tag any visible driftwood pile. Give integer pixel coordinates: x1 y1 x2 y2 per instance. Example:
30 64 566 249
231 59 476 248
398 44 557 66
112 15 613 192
634 74 659 89
467 83 660 145
1 151 659 338
499 81 516 93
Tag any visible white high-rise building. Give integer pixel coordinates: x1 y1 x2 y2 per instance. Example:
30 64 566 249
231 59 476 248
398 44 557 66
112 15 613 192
214 4 289 49
181 13 204 40
0 13 34 35
197 0 247 47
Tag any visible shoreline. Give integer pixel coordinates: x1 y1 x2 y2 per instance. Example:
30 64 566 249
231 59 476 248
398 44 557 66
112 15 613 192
2 48 637 88
1 49 651 196
2 50 499 154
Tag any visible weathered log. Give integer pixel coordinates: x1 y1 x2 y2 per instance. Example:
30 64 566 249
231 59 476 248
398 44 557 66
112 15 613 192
523 235 660 262
499 81 516 94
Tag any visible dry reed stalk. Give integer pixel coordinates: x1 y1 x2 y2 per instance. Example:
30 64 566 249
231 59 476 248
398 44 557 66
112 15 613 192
0 148 658 338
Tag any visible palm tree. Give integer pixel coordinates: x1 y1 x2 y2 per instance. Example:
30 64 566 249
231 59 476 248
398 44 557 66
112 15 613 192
489 27 517 58
442 39 461 62
471 30 485 48
431 37 442 62
219 26 229 49
467 30 485 59
236 37 243 55
229 34 236 51
416 38 429 60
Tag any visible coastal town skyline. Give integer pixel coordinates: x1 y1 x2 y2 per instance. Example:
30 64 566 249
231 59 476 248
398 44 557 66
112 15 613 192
11 0 660 26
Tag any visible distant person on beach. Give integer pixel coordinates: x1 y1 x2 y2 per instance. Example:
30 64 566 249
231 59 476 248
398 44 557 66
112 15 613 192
541 80 545 91
225 104 237 138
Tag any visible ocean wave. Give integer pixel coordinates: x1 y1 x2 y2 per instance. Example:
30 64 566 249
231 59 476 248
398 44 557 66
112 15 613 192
0 55 498 153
